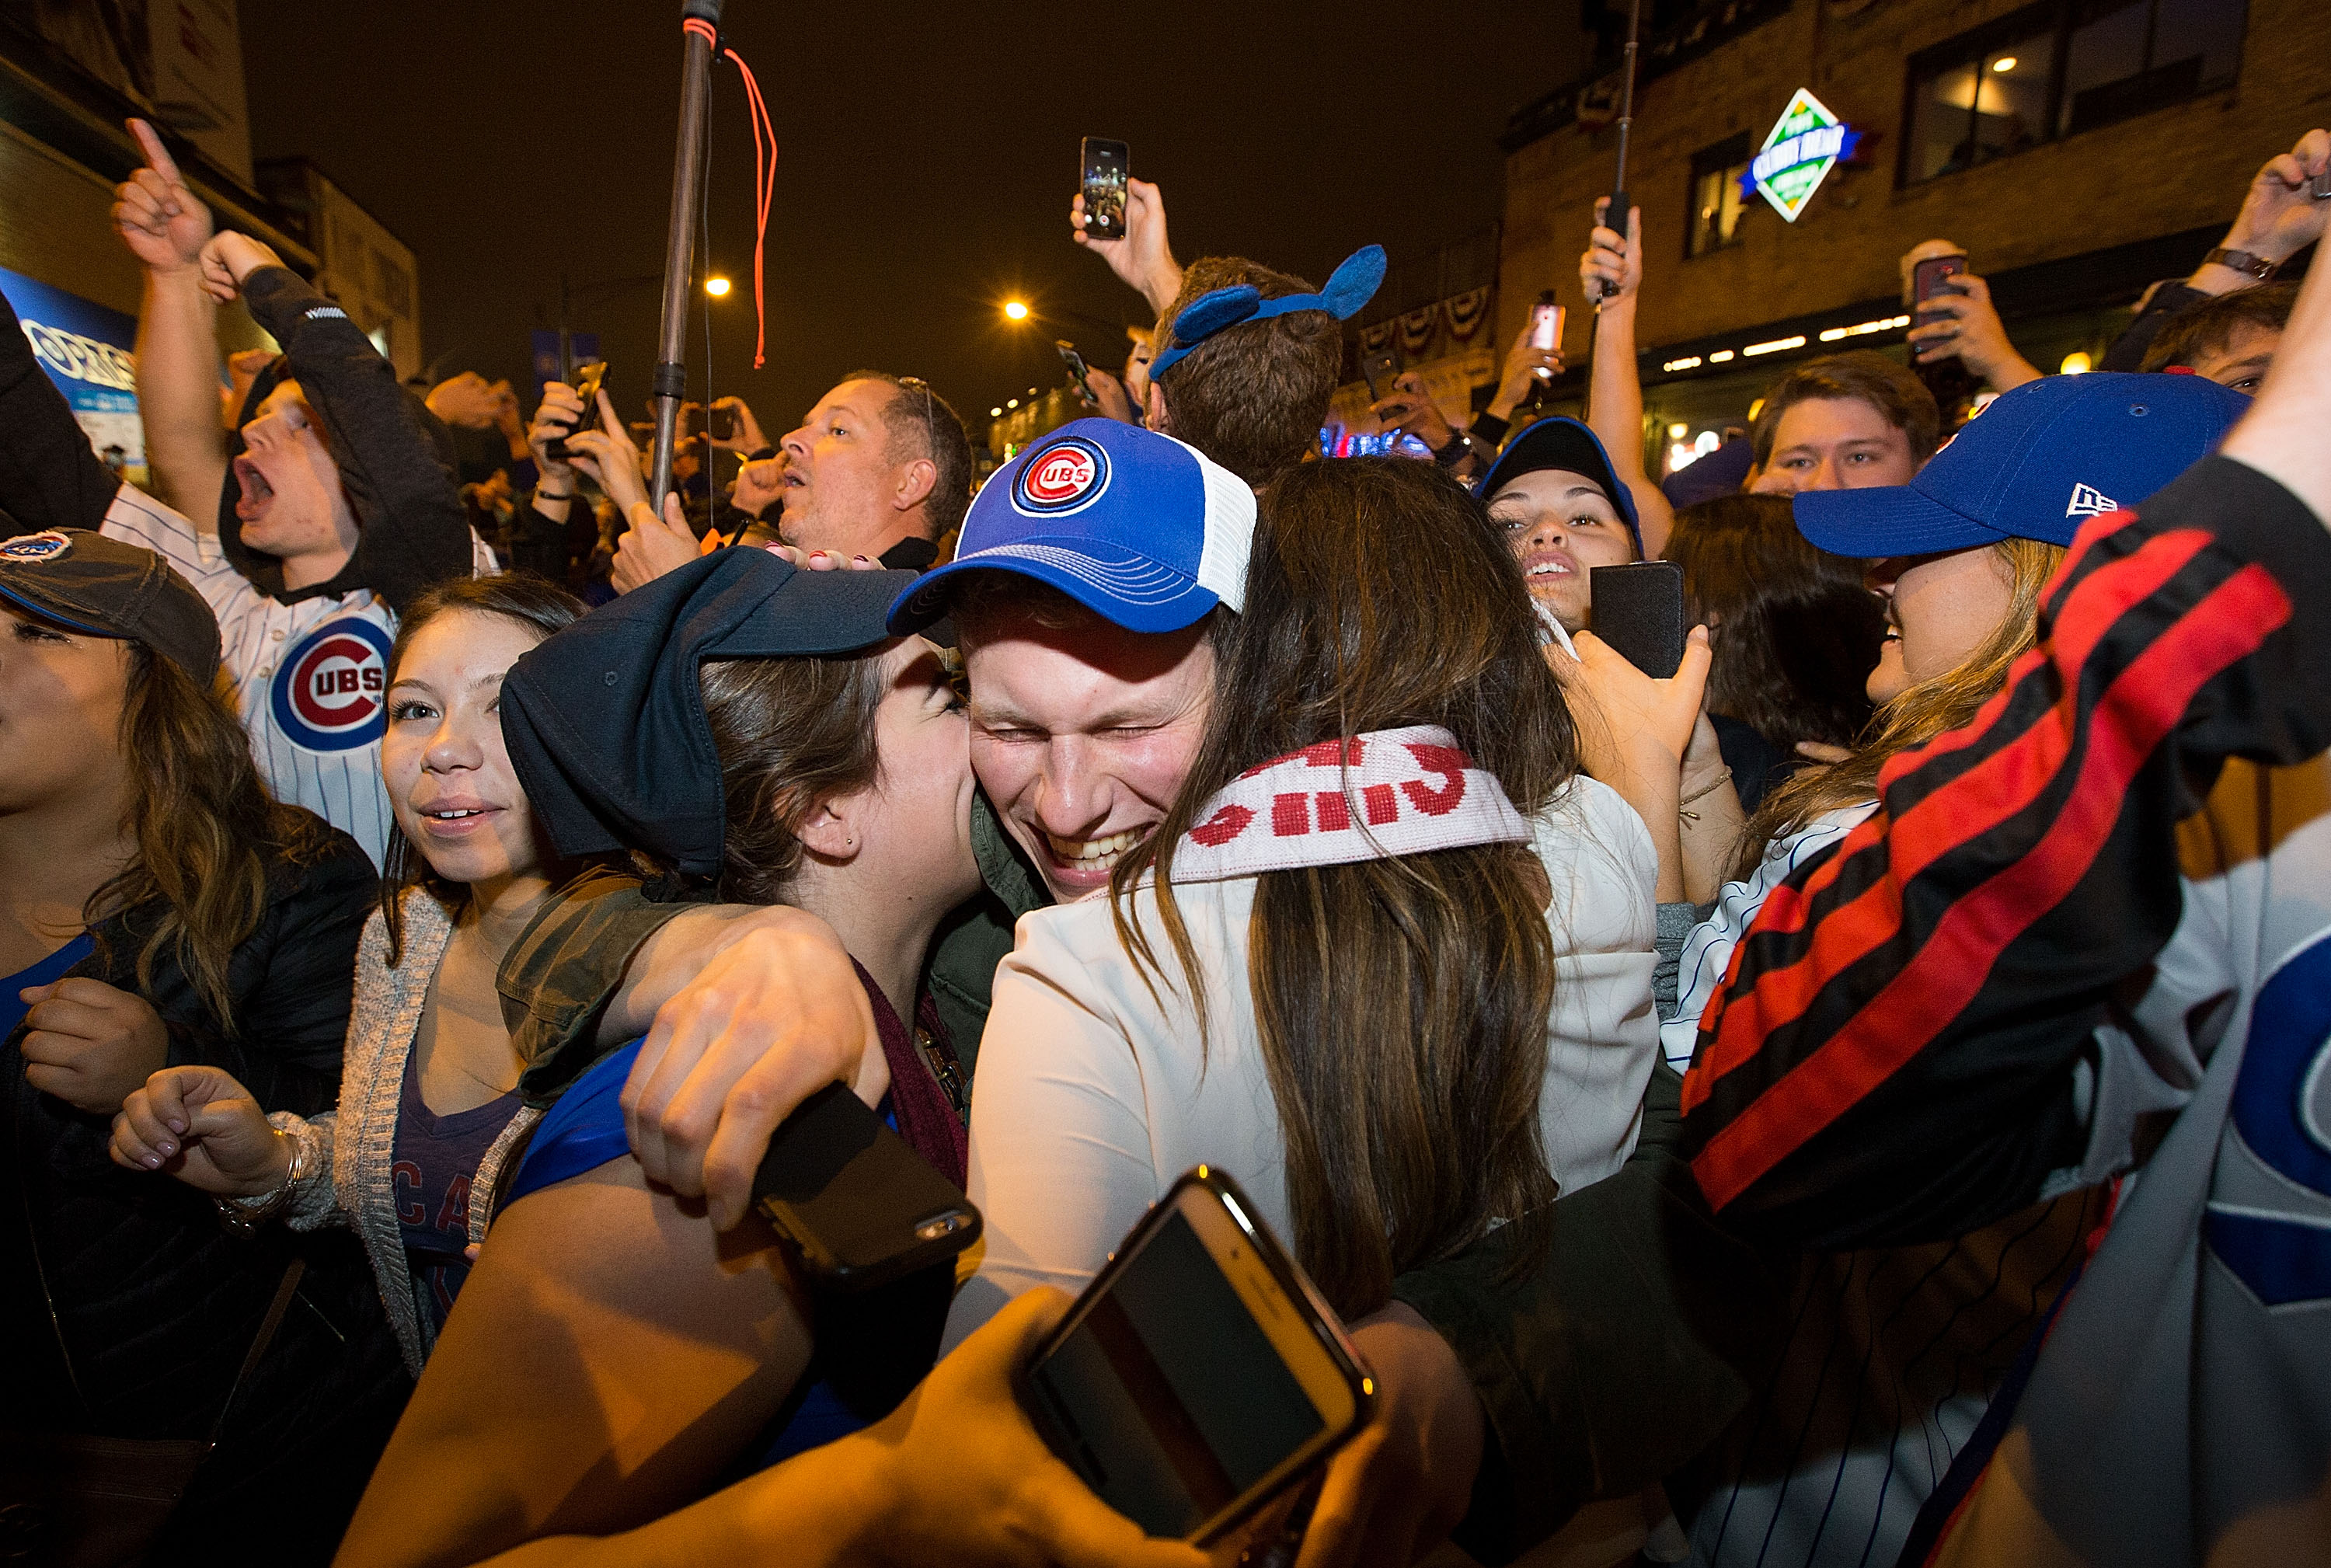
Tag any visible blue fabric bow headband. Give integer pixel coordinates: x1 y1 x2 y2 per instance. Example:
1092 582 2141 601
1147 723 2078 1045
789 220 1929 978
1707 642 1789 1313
1148 244 1388 380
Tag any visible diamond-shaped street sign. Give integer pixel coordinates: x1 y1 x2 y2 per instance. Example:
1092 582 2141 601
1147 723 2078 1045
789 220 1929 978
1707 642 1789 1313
1740 88 1862 223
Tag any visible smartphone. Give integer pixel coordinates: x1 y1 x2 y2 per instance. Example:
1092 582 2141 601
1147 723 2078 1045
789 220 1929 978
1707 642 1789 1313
1057 340 1097 406
1590 560 1687 678
1080 137 1129 241
708 402 737 442
545 359 606 462
752 1082 982 1291
1360 345 1402 402
1911 253 1967 315
1019 1167 1372 1546
1531 291 1563 352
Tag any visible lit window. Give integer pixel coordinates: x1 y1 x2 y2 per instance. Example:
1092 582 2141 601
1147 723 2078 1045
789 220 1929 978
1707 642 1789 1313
1686 132 1752 259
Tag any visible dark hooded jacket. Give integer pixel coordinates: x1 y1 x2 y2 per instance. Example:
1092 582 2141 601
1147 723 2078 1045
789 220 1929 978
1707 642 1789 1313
222 267 472 612
0 824 412 1560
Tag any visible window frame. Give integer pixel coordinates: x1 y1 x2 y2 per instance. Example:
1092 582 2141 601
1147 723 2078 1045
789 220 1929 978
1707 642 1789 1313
1685 131 1754 260
1897 0 2246 190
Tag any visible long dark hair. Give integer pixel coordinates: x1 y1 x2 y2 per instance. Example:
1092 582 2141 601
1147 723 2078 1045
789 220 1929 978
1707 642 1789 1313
1663 493 1886 752
1113 456 1577 1317
89 646 335 1030
378 575 586 965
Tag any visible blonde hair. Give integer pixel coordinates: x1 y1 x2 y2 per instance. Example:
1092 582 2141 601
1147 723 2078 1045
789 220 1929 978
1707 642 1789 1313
1740 536 2064 876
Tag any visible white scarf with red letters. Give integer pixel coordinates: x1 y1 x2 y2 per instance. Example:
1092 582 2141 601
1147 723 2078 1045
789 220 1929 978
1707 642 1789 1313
1162 726 1531 884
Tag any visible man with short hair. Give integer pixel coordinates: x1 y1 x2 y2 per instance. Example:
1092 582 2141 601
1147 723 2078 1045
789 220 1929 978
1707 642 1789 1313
772 372 973 565
2141 280 2298 394
1747 350 1942 497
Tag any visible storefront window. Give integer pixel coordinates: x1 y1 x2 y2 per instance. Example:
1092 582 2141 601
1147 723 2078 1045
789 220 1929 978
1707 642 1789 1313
1687 132 1751 258
1904 0 2245 185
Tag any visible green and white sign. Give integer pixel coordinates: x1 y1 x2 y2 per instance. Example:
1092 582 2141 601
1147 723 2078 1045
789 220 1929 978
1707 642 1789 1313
1744 88 1861 222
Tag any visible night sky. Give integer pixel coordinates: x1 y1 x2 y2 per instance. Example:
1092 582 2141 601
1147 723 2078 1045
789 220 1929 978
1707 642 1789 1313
241 2 1589 435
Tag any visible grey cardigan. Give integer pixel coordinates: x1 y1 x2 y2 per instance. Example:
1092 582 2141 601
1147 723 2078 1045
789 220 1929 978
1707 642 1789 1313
268 889 540 1374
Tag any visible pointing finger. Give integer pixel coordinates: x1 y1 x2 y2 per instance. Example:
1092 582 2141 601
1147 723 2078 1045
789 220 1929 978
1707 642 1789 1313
127 118 184 186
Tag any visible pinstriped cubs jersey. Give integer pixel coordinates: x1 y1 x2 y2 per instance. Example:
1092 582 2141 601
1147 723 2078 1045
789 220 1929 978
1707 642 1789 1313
99 480 495 869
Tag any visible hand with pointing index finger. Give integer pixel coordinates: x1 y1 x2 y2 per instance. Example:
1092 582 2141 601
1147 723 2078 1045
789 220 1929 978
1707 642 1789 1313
113 118 213 274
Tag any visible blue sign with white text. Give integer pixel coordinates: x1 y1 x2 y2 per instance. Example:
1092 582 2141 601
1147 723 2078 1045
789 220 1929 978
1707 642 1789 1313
2 265 148 486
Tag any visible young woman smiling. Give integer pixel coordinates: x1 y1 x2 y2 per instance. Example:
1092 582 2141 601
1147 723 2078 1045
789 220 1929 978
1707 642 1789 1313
113 576 586 1373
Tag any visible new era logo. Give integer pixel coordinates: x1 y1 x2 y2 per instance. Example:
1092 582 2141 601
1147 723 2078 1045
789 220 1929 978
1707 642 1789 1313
2066 483 2120 518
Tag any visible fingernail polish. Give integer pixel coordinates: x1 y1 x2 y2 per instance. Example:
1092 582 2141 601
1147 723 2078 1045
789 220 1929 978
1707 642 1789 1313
157 1142 175 1157
145 1155 162 1169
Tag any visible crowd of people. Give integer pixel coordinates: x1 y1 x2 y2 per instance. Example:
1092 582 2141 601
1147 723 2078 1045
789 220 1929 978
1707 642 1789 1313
2 106 2326 1567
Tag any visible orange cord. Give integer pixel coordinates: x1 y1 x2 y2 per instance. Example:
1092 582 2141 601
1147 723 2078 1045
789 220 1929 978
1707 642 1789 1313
682 17 778 368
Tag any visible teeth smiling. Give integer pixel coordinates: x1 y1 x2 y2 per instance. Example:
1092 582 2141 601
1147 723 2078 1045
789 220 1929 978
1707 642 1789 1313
1527 561 1572 577
1045 828 1146 867
427 808 486 819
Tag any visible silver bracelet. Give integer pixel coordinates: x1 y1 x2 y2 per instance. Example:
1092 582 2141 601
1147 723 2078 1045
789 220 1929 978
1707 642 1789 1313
214 1115 315 1236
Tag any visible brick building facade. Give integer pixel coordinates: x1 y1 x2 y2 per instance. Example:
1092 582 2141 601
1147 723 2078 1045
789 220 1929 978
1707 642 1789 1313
1492 0 2320 472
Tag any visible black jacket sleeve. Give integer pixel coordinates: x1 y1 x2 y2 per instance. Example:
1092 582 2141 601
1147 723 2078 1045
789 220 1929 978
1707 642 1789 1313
1677 458 2331 1249
1391 1068 1783 1563
500 491 577 582
2099 280 2213 371
241 267 472 610
0 285 127 536
162 824 375 1114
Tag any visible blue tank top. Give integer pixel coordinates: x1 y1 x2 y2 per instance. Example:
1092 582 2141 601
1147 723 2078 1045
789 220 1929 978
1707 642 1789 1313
1 936 95 1042
392 1042 521 1333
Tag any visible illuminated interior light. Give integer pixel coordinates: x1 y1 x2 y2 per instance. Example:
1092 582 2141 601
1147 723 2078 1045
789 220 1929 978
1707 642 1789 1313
990 406 1003 416
2059 351 2093 375
1667 423 1688 439
1743 334 1807 357
1662 355 1703 372
1709 349 1736 363
1992 56 2017 72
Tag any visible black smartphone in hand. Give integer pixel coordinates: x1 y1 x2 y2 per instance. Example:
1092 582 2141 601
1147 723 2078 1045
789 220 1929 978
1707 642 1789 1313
1360 346 1402 402
1019 1167 1371 1547
752 1082 981 1291
545 359 606 462
1080 137 1129 240
1590 560 1686 678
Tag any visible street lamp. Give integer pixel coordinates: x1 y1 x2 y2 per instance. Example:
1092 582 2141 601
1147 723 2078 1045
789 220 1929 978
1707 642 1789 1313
1003 300 1030 320
706 275 733 297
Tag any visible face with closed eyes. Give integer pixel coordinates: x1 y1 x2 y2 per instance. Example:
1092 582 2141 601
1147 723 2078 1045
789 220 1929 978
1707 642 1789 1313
382 610 548 891
1486 468 1638 633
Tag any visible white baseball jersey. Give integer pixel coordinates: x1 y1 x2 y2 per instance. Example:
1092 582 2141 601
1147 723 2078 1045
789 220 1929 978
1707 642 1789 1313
99 481 496 869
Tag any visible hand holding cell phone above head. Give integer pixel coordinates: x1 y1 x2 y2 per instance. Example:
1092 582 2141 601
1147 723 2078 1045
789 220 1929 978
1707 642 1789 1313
1581 197 1643 305
1071 166 1185 315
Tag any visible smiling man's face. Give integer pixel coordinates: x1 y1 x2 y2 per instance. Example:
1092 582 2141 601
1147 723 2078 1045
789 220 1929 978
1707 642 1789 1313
959 594 1215 902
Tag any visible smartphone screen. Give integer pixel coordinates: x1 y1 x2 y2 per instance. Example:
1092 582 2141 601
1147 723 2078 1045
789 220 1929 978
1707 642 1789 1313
1531 296 1563 352
1081 138 1129 240
1021 1176 1365 1542
1361 348 1400 402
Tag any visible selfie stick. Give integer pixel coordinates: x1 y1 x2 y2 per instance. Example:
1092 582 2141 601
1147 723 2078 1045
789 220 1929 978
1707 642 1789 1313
1598 0 1643 304
649 0 725 511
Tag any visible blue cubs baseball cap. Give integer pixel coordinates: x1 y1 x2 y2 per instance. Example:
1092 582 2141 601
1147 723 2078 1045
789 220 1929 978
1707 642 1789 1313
887 418 1256 636
1474 416 1644 558
1793 371 2249 559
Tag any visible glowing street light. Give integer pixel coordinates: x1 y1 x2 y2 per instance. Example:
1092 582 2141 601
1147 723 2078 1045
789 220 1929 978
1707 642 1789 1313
705 275 732 297
990 406 1003 416
1991 55 2016 72
1006 398 1019 409
1002 300 1030 321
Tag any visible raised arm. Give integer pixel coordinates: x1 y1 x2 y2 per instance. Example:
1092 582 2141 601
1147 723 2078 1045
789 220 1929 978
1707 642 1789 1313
1578 200 1674 557
113 119 230 524
205 235 472 608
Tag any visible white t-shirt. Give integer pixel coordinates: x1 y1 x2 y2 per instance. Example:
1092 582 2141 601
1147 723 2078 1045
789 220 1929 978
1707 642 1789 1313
945 774 1660 1349
99 482 495 869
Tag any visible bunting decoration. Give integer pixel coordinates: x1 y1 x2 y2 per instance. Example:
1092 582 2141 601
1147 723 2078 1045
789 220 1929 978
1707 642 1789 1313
1397 306 1437 359
1444 287 1492 342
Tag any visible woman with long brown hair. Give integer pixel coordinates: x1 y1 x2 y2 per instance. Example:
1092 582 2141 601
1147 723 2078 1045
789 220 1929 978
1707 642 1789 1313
0 528 406 1559
948 455 1662 1339
113 574 585 1377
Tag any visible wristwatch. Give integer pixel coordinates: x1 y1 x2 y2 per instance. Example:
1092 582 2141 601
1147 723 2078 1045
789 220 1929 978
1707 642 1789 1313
2203 247 2280 280
1433 430 1474 469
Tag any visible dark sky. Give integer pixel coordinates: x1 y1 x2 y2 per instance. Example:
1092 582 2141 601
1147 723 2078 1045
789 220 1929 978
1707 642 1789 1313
242 2 1590 436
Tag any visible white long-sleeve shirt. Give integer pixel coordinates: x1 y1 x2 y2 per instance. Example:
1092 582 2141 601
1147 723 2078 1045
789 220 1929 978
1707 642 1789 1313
946 775 1661 1349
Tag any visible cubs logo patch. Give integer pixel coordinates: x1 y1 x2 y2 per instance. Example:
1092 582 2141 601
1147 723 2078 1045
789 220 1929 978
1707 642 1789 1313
0 531 72 562
1013 436 1110 517
271 617 392 753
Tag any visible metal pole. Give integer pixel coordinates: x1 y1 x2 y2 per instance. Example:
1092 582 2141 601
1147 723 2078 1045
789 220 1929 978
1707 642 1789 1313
649 0 724 510
1597 0 1645 302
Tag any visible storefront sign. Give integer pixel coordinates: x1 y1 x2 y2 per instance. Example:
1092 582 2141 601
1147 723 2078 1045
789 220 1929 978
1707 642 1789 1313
3 267 147 487
1742 89 1861 222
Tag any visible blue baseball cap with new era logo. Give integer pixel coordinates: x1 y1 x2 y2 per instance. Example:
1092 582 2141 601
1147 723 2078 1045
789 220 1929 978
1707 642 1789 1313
1793 371 2249 559
889 418 1256 636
